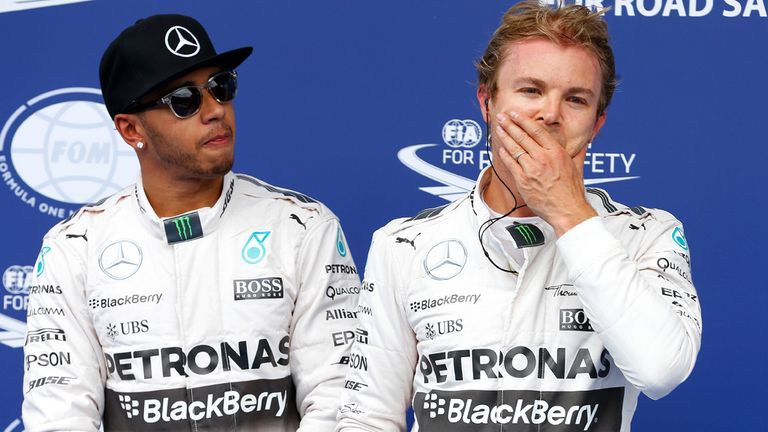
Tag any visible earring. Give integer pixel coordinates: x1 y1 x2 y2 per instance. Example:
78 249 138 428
136 141 145 149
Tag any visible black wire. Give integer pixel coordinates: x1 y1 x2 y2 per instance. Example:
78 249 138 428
477 107 527 274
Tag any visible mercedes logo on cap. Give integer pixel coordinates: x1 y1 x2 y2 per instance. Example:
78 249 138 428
165 26 200 57
99 240 143 280
423 239 467 280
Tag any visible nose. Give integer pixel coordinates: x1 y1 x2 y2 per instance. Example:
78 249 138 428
536 95 561 126
198 88 226 123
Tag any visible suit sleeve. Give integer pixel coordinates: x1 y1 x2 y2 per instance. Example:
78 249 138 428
22 235 106 432
291 216 361 431
557 216 702 399
336 229 418 432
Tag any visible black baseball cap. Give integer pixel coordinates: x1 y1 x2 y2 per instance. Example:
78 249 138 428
99 14 252 119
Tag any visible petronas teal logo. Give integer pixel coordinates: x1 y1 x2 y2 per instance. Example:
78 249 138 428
671 227 688 251
242 231 271 264
35 246 51 276
336 227 347 257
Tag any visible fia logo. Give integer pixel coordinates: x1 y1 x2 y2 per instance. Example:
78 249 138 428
398 119 639 202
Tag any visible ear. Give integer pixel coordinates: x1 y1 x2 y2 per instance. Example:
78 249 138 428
114 113 145 151
591 110 607 141
477 84 491 123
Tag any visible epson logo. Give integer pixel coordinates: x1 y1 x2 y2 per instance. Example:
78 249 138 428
559 309 593 332
420 347 610 384
417 390 606 431
25 351 71 370
25 328 66 344
104 336 289 380
233 277 284 300
118 390 287 424
661 287 698 303
332 330 356 347
348 353 368 371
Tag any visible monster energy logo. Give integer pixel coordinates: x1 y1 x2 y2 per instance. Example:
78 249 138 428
164 212 203 244
515 225 536 245
506 223 544 248
174 217 193 240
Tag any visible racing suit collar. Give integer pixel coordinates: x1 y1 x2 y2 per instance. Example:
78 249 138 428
471 168 554 269
133 171 237 244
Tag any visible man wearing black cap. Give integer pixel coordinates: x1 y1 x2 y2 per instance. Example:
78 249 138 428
22 14 360 431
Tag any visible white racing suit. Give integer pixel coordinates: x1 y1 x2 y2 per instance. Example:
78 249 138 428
337 172 701 431
23 172 361 432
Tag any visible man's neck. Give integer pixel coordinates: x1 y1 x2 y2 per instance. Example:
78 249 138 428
141 170 225 218
481 169 536 218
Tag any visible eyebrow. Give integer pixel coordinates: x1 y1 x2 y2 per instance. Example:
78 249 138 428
514 76 596 97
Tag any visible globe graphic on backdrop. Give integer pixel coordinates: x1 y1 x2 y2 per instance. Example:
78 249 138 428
8 89 138 204
2 265 32 295
442 119 481 148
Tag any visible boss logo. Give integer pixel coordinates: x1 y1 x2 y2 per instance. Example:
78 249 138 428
233 277 283 300
559 309 593 332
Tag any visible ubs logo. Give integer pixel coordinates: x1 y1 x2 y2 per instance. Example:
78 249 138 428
424 319 463 340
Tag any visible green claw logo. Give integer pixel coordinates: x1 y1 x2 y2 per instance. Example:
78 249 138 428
173 216 193 241
514 225 536 246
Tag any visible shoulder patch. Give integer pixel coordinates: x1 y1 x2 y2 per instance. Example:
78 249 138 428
586 188 618 213
406 203 450 222
237 174 318 204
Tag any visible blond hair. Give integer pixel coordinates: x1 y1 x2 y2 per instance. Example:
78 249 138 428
477 1 617 115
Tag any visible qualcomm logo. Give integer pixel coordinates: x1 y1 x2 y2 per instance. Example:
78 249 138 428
399 119 639 202
0 87 139 218
0 0 93 13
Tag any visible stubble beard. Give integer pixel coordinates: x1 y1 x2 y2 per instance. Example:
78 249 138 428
143 121 234 178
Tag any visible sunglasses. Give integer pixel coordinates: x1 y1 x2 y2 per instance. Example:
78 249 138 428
134 70 238 119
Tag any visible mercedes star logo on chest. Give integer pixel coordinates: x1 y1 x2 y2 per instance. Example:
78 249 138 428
99 241 143 280
423 240 467 280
